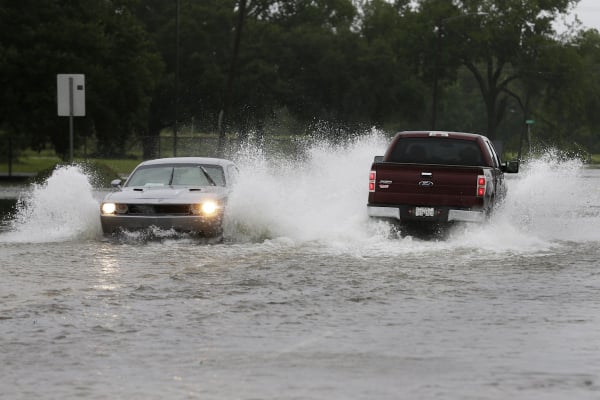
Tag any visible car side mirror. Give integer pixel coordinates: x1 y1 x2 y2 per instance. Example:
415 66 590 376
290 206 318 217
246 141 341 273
373 155 384 163
502 160 519 173
111 179 122 188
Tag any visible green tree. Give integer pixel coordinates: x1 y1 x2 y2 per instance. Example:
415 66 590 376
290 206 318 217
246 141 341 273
532 29 600 152
135 0 238 157
0 0 162 159
2 0 597 161
256 0 362 125
359 0 427 127
414 0 578 140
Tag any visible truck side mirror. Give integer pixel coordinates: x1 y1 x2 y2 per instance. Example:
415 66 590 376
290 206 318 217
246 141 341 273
502 160 519 173
373 156 384 163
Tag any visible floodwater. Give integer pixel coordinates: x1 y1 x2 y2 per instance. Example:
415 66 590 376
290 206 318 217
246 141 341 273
1 134 600 399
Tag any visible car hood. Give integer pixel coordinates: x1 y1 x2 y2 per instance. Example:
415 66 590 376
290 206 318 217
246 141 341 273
102 186 227 204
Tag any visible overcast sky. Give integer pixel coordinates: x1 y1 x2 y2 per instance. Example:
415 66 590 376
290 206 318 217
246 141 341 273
570 0 600 31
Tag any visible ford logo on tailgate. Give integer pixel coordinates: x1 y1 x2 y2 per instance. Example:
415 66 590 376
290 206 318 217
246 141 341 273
418 180 434 187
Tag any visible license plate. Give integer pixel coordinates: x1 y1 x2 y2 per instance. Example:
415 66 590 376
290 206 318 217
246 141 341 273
415 207 434 217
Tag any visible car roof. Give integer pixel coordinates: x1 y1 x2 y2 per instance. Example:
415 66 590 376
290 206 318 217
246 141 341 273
136 157 236 168
393 131 486 140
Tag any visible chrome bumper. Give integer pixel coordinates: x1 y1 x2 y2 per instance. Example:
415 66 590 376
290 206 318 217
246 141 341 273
447 209 485 223
367 206 484 223
100 214 221 234
367 206 400 219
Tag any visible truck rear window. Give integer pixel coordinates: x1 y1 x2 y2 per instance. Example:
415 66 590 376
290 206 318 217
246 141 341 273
388 138 483 166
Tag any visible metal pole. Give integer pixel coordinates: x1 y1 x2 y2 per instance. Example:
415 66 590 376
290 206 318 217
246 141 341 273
69 77 74 163
517 122 525 161
174 0 180 157
8 134 12 177
431 23 442 130
527 123 532 153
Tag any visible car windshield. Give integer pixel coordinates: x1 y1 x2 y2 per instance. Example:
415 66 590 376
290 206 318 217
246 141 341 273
389 138 483 166
125 164 226 187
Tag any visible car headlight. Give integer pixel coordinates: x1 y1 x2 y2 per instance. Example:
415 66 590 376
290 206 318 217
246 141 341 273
101 202 116 214
191 200 220 216
201 201 218 215
101 203 128 214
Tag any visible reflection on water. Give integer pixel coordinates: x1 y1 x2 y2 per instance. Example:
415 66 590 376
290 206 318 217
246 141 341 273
95 246 122 291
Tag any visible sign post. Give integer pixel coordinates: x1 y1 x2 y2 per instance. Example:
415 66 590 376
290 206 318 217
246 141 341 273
525 119 535 154
57 74 85 162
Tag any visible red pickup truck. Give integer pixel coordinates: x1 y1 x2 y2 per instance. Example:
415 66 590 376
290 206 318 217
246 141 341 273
367 131 519 225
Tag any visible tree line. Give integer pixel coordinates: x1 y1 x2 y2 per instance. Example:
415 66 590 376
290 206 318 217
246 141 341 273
1 0 599 160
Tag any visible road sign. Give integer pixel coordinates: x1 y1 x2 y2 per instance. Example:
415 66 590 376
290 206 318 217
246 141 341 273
57 74 85 162
525 119 535 125
57 74 85 116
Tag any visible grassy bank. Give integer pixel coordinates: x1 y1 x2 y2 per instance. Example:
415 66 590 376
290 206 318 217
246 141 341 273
0 149 141 188
2 151 141 176
3 148 600 178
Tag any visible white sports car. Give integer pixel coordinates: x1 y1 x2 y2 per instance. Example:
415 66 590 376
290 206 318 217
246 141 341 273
100 157 237 237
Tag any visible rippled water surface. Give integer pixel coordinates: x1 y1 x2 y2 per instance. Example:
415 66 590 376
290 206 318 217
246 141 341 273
1 137 600 399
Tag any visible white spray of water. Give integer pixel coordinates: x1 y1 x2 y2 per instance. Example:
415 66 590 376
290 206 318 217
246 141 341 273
1 165 102 243
226 130 390 245
2 134 598 252
434 151 600 258
494 150 600 243
226 134 600 254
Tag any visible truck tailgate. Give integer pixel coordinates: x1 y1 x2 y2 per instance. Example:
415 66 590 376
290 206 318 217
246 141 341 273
370 163 484 208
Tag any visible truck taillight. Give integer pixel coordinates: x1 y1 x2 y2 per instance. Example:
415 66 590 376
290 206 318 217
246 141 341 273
477 175 486 197
369 171 376 192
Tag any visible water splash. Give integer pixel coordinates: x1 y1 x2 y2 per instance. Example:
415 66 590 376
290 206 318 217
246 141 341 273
494 150 600 243
1 135 598 251
226 136 600 253
225 129 390 244
1 165 101 243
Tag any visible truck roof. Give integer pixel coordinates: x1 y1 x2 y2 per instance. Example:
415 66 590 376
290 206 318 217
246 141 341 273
392 131 484 140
